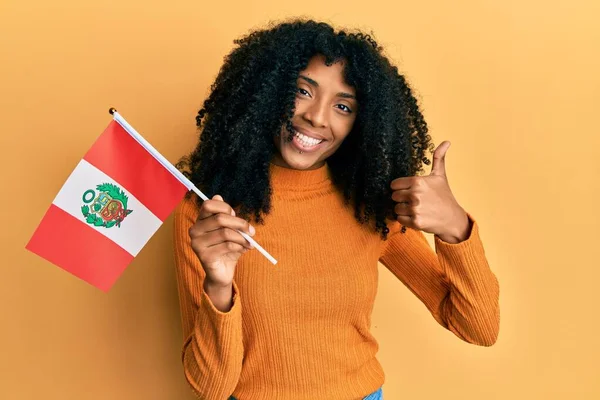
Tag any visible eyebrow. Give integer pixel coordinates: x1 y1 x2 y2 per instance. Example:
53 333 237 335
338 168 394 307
299 75 356 100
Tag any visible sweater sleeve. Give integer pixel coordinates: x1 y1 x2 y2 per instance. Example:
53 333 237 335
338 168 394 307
378 213 500 346
172 196 244 399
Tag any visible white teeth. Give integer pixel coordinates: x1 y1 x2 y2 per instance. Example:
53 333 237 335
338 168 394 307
294 131 324 147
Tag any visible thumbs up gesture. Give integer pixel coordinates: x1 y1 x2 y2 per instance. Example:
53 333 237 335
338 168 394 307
390 141 471 243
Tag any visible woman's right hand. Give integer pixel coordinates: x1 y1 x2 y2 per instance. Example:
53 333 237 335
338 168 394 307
188 194 255 288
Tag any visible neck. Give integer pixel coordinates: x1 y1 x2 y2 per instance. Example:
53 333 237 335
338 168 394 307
270 154 326 171
269 160 332 189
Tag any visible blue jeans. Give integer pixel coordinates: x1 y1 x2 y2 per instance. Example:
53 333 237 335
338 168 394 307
363 387 384 400
229 387 383 399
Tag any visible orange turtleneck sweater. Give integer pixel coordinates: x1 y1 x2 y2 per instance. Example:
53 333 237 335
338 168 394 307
172 162 500 400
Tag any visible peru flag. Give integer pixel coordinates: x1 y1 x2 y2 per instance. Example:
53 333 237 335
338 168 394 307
26 114 191 291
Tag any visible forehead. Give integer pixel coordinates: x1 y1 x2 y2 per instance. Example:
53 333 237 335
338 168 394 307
299 54 354 93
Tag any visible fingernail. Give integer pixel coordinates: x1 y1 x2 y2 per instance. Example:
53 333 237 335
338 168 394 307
249 225 255 236
231 209 236 216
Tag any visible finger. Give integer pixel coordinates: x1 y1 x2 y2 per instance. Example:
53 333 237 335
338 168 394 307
202 242 249 259
391 190 420 204
202 227 254 250
430 141 450 177
390 176 415 190
197 196 235 220
200 213 255 236
394 203 413 217
396 215 415 229
212 194 236 216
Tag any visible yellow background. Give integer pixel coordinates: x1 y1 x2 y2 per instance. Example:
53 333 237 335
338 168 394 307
1 0 598 398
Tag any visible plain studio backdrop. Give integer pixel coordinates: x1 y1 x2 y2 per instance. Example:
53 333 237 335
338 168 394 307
1 0 598 399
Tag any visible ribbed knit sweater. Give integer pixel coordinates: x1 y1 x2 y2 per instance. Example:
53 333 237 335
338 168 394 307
172 161 500 400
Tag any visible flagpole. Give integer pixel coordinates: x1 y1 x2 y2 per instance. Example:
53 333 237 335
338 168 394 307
108 108 277 265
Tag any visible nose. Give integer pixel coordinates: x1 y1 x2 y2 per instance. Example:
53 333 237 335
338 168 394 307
302 98 328 128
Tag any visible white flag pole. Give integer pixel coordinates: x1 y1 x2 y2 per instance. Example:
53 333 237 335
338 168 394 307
109 108 277 265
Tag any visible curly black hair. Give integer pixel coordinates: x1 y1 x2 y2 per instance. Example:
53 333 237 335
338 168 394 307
177 17 434 240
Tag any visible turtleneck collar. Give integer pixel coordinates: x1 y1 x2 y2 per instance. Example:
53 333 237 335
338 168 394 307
269 161 332 189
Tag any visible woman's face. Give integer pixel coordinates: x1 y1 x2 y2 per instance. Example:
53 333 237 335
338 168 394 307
272 54 358 170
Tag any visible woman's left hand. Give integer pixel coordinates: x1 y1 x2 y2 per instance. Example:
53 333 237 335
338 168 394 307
390 141 471 243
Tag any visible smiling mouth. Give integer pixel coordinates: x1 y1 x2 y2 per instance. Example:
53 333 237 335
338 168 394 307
288 129 327 153
293 130 325 146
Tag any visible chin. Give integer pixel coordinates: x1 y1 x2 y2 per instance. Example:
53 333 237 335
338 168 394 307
280 149 323 170
285 155 316 169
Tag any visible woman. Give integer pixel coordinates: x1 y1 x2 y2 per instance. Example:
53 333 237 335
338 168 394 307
173 18 500 400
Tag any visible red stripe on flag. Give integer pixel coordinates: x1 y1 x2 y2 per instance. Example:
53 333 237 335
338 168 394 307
83 120 189 221
26 204 134 292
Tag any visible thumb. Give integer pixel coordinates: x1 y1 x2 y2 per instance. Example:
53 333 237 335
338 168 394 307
430 141 451 176
212 194 235 216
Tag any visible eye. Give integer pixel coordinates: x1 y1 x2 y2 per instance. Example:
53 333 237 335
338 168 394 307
297 88 311 97
337 104 353 114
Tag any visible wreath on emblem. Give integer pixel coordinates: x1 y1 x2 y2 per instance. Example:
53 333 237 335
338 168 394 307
81 183 133 228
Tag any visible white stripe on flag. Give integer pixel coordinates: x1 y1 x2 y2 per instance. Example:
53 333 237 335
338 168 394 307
52 159 163 256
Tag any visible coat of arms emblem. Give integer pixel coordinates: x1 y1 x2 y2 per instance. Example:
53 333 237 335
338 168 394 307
81 183 133 228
